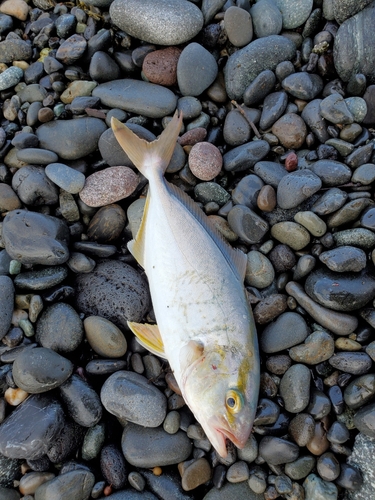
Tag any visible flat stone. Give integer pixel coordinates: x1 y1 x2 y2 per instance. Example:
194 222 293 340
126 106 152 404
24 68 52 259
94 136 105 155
224 6 253 47
245 251 274 289
142 47 181 87
13 347 73 393
259 91 288 130
329 352 373 375
0 276 14 340
16 148 58 165
280 364 311 413
93 79 177 118
0 39 32 64
260 312 310 353
308 160 352 186
254 161 287 187
36 117 107 161
11 166 58 206
271 221 311 250
223 140 270 172
225 35 296 100
14 266 68 290
251 0 282 38
204 481 263 499
319 246 367 273
121 423 192 467
273 0 313 28
320 94 354 124
0 66 23 91
0 394 65 459
311 188 348 215
45 163 86 194
277 170 322 209
289 330 335 365
259 436 300 465
243 70 277 106
109 0 203 45
2 210 69 266
282 72 323 100
34 470 95 500
294 211 327 237
227 205 269 244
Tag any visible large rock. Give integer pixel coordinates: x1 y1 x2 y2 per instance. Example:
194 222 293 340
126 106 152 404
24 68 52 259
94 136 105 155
109 0 203 45
334 2 375 83
225 35 296 100
333 0 373 23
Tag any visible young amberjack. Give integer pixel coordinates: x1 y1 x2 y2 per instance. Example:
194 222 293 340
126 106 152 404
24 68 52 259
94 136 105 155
111 112 260 457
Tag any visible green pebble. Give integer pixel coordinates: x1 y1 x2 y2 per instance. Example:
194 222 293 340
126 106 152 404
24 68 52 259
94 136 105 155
18 318 34 338
9 260 21 275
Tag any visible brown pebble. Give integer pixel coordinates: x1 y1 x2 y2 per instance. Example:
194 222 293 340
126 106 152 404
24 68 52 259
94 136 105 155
178 127 207 146
181 458 212 491
257 185 276 212
289 413 315 447
4 387 28 406
266 355 292 375
188 142 222 181
142 47 182 86
79 166 139 207
152 467 163 476
0 0 29 21
103 485 112 496
207 215 238 242
37 107 54 123
272 113 307 149
306 421 330 455
0 183 21 213
253 294 288 324
19 472 55 495
87 204 126 242
260 372 278 398
165 371 182 396
285 152 298 171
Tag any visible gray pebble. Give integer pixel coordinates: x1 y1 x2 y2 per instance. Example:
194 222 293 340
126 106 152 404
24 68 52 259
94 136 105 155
14 266 68 290
34 470 95 500
0 276 14 341
344 374 375 410
320 93 354 125
232 174 264 208
243 70 276 107
251 0 282 38
259 436 299 465
101 371 167 427
259 91 288 130
223 140 270 172
177 96 202 120
334 228 375 249
36 303 83 353
273 0 313 29
81 422 106 461
13 347 73 393
254 160 287 187
260 312 310 353
277 169 322 209
12 166 58 206
194 182 230 206
309 159 352 186
280 364 311 413
16 148 58 165
0 66 23 91
303 473 338 500
59 375 102 427
301 99 330 143
177 42 218 97
224 6 253 47
285 455 316 480
0 39 32 64
311 188 348 215
45 163 86 194
67 252 96 274
36 117 107 161
329 352 373 375
225 35 296 100
227 205 269 244
352 163 375 185
121 423 192 467
204 480 263 499
109 0 203 45
319 246 367 273
282 72 323 100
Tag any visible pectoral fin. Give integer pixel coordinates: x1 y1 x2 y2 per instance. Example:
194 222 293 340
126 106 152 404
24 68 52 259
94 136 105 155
179 340 205 375
127 321 167 359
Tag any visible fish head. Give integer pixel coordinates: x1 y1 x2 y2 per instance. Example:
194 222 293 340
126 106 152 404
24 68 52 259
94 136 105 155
179 340 259 458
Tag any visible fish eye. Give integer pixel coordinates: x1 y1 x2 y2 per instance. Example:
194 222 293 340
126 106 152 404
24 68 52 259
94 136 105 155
225 389 243 414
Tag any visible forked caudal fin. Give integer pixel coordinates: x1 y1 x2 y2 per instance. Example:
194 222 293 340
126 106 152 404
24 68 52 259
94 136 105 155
111 111 183 179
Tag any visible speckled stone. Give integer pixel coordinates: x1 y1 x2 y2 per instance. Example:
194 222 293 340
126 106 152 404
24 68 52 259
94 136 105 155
142 47 181 86
0 39 32 64
271 221 311 250
79 166 139 207
33 470 95 500
0 66 23 91
273 0 313 29
45 163 86 194
55 34 87 65
188 142 222 180
289 330 335 365
110 0 203 45
84 316 127 358
319 246 367 273
303 474 338 500
280 364 311 413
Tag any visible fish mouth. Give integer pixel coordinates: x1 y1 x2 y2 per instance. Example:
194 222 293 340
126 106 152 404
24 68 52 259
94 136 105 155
207 416 249 458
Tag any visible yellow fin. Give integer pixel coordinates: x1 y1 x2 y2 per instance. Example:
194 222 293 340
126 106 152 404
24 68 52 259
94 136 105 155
127 193 150 268
111 111 183 179
127 321 167 359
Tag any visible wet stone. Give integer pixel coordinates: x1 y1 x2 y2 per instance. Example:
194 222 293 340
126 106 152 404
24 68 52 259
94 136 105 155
100 444 127 490
259 91 288 130
0 394 65 459
243 70 276 107
33 470 95 500
254 161 287 188
227 205 269 244
47 421 85 465
59 375 102 428
307 390 332 420
12 347 73 393
101 371 166 427
309 160 352 186
305 268 375 311
11 166 58 206
223 140 270 172
121 423 192 468
329 352 373 375
0 276 14 340
36 303 83 353
319 246 367 273
259 436 299 465
280 364 311 413
285 455 316 481
232 174 264 209
333 228 375 249
289 329 335 365
282 72 323 100
301 99 330 143
289 413 315 447
303 473 338 500
344 374 375 410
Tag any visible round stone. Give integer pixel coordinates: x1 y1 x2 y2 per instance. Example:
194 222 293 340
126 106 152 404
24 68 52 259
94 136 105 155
277 170 322 209
273 0 313 28
259 436 299 465
45 163 86 194
260 312 310 353
294 211 327 237
188 142 222 181
272 113 307 149
182 458 212 491
142 47 181 87
251 0 282 38
271 221 311 250
245 251 274 289
177 42 218 97
84 316 127 358
280 364 311 413
224 7 253 47
87 204 127 242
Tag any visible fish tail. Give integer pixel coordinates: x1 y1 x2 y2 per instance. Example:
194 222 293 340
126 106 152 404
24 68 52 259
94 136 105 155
111 111 183 179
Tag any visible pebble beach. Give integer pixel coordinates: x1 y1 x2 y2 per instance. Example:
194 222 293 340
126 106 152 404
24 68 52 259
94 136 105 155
1 0 375 498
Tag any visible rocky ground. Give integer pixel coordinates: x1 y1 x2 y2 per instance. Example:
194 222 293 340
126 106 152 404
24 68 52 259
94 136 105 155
1 0 375 499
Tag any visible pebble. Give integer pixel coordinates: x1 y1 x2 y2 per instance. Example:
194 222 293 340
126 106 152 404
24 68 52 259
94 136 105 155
245 251 274 288
55 34 87 65
12 347 73 393
270 221 311 250
280 364 311 413
309 159 352 186
33 470 95 500
2 209 69 266
250 0 282 38
228 205 269 244
303 473 338 500
289 329 335 365
36 117 107 161
181 458 212 491
334 228 375 249
75 260 150 329
346 433 372 497
225 35 296 100
188 142 222 180
282 72 323 100
277 169 322 209
93 78 177 118
0 39 32 64
344 374 375 410
224 7 253 47
260 311 309 353
257 185 276 212
142 47 181 87
60 374 102 427
110 0 203 45
177 42 218 97
81 422 106 461
294 211 327 237
0 394 65 459
232 174 264 209
243 70 277 106
36 303 83 353
259 436 299 465
319 246 367 273
0 66 23 91
259 91 288 130
121 423 192 467
87 204 126 242
329 352 373 375
83 316 127 358
19 471 55 495
101 371 167 427
254 161 287 187
0 276 14 340
273 0 313 29
320 93 354 124
100 444 127 489
223 140 270 172
352 163 375 185
285 455 316 480
14 266 68 291
305 268 375 311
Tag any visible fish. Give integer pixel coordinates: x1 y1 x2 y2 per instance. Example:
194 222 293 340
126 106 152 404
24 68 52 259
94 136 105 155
111 111 260 458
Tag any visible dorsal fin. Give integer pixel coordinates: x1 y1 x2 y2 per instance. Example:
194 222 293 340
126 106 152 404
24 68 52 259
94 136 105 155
167 181 247 282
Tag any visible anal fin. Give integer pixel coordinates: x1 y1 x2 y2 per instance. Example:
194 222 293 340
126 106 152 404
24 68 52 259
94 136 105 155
127 321 167 359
